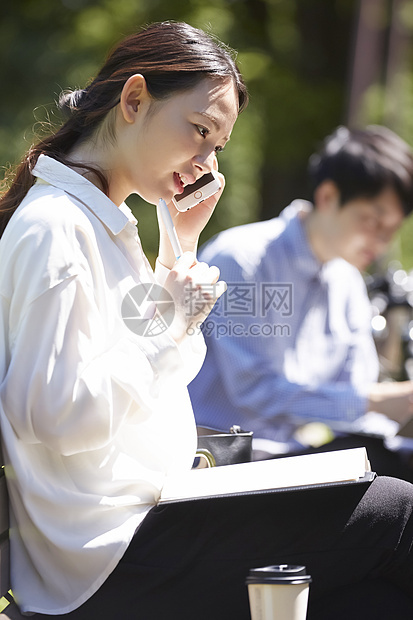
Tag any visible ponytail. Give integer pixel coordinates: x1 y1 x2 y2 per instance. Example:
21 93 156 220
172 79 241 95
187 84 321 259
0 88 112 237
0 161 37 238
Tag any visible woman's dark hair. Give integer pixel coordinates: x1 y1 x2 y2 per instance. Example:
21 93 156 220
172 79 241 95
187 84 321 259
0 21 248 237
308 125 413 216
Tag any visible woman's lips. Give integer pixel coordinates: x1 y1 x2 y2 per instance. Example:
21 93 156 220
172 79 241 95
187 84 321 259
173 172 184 194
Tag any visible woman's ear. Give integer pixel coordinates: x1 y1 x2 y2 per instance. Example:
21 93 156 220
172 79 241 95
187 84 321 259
313 180 341 213
119 74 149 123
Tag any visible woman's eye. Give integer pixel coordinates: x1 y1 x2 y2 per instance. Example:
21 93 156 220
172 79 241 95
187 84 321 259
196 125 209 138
195 125 224 153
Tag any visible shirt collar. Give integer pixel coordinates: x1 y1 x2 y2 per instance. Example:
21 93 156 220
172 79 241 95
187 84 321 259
281 200 324 280
31 155 137 235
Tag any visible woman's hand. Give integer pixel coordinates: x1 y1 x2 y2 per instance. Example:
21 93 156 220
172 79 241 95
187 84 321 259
157 164 225 269
163 251 227 343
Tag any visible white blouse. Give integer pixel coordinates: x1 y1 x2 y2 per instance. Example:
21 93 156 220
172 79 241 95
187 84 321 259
0 155 206 614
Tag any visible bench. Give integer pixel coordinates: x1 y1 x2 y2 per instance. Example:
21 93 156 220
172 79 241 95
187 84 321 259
0 451 25 619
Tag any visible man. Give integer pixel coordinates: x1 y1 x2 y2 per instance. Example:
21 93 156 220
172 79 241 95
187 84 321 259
189 125 413 479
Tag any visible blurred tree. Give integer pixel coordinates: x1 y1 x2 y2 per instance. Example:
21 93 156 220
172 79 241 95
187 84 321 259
344 0 413 270
6 0 411 266
229 0 358 221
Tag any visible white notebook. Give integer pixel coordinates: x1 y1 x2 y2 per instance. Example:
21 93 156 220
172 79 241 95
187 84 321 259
159 447 373 504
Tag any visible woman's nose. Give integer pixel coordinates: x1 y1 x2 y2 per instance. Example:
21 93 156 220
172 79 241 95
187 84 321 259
193 150 216 174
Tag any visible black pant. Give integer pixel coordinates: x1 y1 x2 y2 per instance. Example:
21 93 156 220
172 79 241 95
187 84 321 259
33 476 413 619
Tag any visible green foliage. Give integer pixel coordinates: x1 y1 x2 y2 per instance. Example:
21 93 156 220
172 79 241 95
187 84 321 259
3 0 413 268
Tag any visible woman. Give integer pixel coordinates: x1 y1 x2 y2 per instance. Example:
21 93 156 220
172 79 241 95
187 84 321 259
0 20 413 620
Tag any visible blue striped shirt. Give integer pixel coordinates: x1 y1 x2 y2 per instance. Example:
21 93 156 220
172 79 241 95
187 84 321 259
189 200 379 451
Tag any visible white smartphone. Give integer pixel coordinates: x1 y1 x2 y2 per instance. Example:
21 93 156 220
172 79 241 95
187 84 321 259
172 170 221 212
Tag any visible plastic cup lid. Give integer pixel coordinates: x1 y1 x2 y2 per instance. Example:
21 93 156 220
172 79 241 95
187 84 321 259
246 564 312 585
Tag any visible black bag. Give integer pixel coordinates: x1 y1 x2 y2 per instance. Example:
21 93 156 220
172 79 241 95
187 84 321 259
196 425 253 467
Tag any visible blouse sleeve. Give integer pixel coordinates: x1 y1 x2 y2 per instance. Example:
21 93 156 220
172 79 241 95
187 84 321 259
0 212 204 457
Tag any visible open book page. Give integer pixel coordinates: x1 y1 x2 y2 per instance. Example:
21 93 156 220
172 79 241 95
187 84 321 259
159 447 372 504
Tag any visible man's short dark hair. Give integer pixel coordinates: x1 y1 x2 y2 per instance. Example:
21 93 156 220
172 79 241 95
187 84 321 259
308 125 413 216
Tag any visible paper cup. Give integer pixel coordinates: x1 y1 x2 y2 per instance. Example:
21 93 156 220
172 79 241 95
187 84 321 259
246 564 311 620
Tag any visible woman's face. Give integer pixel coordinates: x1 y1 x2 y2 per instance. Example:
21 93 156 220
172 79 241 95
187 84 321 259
114 77 239 205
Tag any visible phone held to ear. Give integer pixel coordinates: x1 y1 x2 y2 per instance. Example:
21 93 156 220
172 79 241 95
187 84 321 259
172 170 221 212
